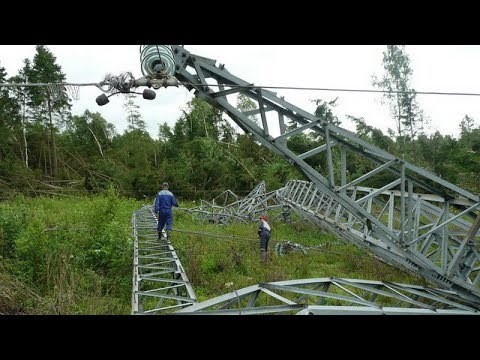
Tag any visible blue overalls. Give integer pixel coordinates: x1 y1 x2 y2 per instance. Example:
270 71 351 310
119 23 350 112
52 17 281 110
154 189 178 234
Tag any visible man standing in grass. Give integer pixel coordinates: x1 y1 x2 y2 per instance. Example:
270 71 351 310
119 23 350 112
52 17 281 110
258 215 271 263
154 182 178 241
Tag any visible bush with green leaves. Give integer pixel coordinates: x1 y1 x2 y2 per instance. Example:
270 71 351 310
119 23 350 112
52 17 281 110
0 191 141 314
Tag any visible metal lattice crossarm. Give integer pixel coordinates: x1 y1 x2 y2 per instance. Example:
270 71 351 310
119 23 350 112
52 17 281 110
276 180 480 300
168 45 480 302
132 205 197 314
186 181 286 224
187 189 244 224
174 278 480 315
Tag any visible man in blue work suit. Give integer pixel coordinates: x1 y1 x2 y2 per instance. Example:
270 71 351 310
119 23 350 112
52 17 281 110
154 182 178 240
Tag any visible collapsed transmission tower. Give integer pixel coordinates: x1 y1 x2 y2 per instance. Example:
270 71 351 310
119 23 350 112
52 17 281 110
186 181 286 224
153 45 480 303
132 206 197 314
175 277 480 315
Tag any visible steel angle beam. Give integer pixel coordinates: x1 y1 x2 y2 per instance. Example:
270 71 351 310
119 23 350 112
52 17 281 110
132 205 197 314
175 278 480 314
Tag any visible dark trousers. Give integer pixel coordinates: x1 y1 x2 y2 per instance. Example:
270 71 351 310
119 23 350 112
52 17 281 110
157 209 173 232
260 235 270 251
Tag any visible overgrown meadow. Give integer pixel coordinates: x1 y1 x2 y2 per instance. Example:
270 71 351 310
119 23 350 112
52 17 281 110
0 193 422 314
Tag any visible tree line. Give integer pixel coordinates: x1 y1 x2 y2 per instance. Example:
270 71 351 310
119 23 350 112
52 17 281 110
0 45 479 201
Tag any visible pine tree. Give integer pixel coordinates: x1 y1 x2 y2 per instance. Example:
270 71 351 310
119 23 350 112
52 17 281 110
0 63 21 165
27 45 71 176
10 59 32 168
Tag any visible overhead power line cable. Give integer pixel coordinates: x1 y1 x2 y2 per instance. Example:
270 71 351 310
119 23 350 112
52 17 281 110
0 82 101 88
182 82 480 97
2 80 480 97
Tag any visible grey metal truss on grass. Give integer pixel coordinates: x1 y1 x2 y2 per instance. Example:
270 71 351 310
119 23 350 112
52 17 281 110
186 181 286 224
169 45 480 303
277 180 480 303
174 277 480 315
132 205 197 314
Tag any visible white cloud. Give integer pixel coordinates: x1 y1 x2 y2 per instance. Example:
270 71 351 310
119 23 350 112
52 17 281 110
1 45 479 139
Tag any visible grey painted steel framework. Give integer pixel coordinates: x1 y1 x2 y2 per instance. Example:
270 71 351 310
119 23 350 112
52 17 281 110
175 278 480 315
169 45 480 303
131 203 480 314
132 205 196 314
187 181 285 224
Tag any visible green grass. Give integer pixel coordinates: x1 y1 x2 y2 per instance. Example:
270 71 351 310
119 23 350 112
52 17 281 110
0 190 142 314
172 209 424 303
0 195 424 314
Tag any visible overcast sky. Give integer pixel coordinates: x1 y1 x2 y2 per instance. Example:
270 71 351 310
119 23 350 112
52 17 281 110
1 45 480 139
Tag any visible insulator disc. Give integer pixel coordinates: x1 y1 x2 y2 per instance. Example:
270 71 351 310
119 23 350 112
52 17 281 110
139 45 175 77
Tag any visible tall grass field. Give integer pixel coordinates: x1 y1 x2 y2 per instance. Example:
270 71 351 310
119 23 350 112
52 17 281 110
0 193 422 314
